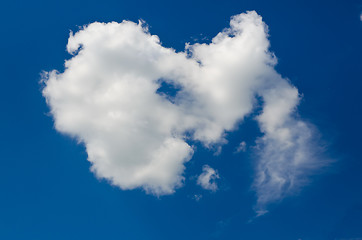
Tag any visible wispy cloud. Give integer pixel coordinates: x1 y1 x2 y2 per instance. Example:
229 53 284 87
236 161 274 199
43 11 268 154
235 141 247 153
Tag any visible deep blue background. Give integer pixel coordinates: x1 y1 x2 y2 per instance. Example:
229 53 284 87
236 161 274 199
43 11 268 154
0 0 361 239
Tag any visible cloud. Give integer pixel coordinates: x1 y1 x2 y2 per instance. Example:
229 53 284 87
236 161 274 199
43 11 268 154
253 84 326 211
197 165 220 191
235 141 247 153
193 194 203 201
42 11 324 208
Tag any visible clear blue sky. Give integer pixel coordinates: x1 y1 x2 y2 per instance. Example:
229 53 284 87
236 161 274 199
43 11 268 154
0 0 361 239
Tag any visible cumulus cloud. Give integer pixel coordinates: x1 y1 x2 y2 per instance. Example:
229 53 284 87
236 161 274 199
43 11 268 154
42 11 324 208
197 165 220 191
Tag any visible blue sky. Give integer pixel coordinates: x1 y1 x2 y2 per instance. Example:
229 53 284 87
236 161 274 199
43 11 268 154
1 0 362 239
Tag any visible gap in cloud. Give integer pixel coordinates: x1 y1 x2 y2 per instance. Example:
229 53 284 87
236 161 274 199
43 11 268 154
156 78 183 104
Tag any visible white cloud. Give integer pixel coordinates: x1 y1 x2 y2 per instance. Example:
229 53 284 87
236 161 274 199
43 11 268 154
193 194 203 201
42 11 324 208
197 165 220 191
235 141 247 153
252 82 326 211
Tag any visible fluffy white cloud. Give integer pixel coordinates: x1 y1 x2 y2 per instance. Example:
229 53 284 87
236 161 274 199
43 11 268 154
42 11 323 208
197 165 220 191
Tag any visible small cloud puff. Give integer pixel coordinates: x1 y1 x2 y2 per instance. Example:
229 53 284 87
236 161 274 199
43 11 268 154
235 141 247 153
197 165 220 192
193 194 203 201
